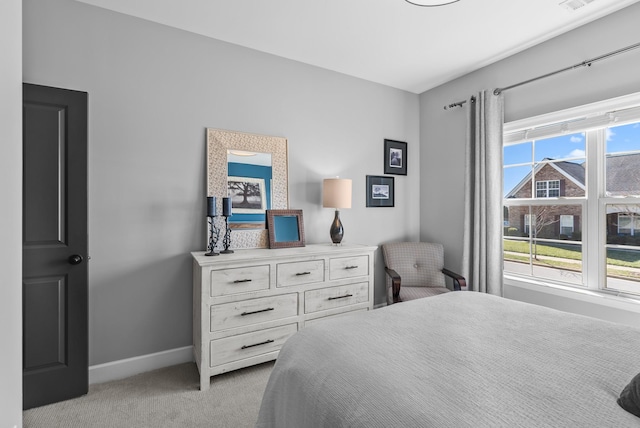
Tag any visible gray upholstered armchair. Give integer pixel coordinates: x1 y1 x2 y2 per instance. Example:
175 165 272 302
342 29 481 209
382 242 466 305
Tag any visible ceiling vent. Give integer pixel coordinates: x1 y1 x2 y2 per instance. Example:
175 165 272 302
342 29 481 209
559 0 596 11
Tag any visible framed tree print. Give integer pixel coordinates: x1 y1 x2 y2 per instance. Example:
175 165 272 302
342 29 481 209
384 139 407 175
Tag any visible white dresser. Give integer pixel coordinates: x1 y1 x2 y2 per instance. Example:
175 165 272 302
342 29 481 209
192 243 377 390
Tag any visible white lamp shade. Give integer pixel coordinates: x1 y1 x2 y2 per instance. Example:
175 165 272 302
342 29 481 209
323 178 352 209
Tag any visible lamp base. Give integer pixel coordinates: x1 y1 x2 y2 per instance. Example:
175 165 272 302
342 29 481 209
329 210 344 244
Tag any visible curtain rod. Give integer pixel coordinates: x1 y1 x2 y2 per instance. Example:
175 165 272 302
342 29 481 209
444 41 640 109
493 41 640 95
443 100 466 110
443 96 475 110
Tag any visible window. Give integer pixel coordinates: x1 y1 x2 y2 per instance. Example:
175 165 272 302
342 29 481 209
560 215 574 236
503 96 640 297
536 180 560 198
524 213 535 234
617 213 639 235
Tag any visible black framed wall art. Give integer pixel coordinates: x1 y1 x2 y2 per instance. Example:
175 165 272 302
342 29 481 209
384 139 407 175
366 175 394 207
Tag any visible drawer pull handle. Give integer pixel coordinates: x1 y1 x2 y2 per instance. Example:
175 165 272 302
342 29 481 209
345 265 358 270
296 271 311 276
233 279 252 283
241 307 274 316
241 339 274 350
328 293 353 301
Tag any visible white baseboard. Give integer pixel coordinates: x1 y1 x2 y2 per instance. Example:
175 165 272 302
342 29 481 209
88 346 194 385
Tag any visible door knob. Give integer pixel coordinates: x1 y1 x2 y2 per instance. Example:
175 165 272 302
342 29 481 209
68 254 84 265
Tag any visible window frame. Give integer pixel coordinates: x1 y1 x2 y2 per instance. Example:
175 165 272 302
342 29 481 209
535 179 560 198
503 92 640 300
560 214 574 235
523 213 535 234
617 213 640 236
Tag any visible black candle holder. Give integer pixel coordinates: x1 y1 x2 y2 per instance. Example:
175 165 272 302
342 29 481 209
205 215 221 256
221 215 234 254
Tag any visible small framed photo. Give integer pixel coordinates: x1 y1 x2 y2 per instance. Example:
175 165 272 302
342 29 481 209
384 139 407 175
366 175 394 207
266 209 305 249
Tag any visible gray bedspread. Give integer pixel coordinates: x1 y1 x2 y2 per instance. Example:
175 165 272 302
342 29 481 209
256 292 640 427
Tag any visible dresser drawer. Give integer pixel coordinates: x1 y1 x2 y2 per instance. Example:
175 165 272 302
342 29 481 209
276 260 324 287
211 293 298 332
329 255 369 280
210 265 270 297
304 282 369 314
305 308 368 327
210 323 297 367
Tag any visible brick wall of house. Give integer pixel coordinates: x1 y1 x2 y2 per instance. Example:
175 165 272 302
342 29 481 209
506 163 584 239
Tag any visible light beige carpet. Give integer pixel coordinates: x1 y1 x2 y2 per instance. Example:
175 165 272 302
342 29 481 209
23 361 274 428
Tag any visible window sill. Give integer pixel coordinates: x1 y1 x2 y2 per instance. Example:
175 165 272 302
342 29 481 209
504 274 640 315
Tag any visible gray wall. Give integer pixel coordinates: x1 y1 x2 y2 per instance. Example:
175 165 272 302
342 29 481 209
23 0 420 366
0 0 22 426
18 0 640 399
419 3 640 324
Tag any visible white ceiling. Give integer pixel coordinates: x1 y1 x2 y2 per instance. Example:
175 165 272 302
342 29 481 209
75 0 640 94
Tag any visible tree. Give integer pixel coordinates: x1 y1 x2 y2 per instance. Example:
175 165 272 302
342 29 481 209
529 206 559 259
228 181 261 208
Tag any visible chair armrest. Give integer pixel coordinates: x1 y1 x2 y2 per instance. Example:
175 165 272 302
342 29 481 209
442 268 466 291
385 267 402 304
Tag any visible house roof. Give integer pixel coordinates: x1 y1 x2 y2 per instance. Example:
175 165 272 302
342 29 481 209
606 152 640 196
554 160 585 185
505 153 640 197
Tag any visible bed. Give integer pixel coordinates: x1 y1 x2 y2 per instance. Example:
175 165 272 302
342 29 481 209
255 292 640 427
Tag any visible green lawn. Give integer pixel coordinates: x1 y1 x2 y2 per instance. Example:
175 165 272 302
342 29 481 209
504 240 580 260
503 239 640 269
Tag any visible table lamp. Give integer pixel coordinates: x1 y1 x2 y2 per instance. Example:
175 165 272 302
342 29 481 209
322 178 352 244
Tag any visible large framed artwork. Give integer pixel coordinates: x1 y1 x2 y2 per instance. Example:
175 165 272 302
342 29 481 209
366 175 394 208
383 139 407 175
207 128 288 249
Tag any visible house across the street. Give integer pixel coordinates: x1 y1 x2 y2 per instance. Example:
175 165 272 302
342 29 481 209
505 153 640 245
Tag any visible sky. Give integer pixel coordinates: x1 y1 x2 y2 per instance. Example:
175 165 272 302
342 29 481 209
503 122 640 197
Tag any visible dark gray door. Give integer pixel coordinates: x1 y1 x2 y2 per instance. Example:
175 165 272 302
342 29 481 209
23 83 88 409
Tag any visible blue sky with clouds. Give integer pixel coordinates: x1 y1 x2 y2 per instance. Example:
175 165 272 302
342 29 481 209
503 122 640 197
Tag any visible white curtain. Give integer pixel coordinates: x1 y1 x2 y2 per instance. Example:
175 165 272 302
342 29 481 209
462 90 504 295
